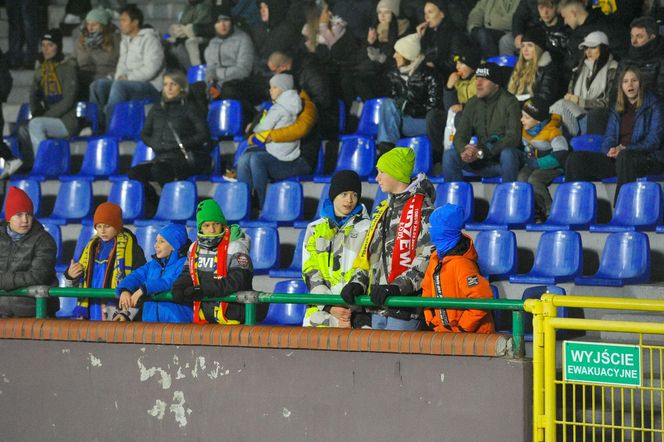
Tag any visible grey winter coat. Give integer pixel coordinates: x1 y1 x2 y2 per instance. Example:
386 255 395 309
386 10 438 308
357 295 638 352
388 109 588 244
30 57 79 135
74 31 121 83
115 27 165 90
204 28 254 85
0 220 57 291
253 89 302 161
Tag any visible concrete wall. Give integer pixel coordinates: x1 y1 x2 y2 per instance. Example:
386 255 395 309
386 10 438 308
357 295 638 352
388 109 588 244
0 340 531 441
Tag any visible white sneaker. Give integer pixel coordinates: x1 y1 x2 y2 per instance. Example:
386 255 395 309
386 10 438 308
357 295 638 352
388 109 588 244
1 158 23 179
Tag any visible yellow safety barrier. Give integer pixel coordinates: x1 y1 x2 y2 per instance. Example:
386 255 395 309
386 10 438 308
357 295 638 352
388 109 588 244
526 294 664 442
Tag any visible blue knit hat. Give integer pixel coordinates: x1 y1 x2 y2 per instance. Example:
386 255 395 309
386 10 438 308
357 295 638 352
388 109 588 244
429 204 465 256
158 223 188 251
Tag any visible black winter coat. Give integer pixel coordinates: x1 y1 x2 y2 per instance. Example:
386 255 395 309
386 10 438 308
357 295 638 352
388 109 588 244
0 220 57 291
250 0 301 72
617 37 664 100
388 62 442 118
512 0 539 37
141 98 211 161
420 18 467 78
533 52 564 106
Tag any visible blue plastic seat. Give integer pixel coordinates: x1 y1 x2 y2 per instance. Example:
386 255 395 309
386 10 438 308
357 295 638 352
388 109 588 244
293 184 329 229
338 99 346 133
208 99 243 139
575 232 651 286
75 101 100 135
434 182 474 223
486 55 517 68
13 103 31 135
1 179 41 218
269 229 307 278
187 64 207 84
72 224 96 261
509 231 583 284
522 285 567 341
41 178 93 225
314 136 376 182
398 136 431 175
244 226 279 273
570 135 603 152
590 182 662 232
107 177 145 222
73 136 119 179
14 139 70 181
354 98 386 137
135 224 160 261
242 181 303 227
474 230 517 280
274 279 308 294
135 180 197 225
212 181 251 223
260 280 308 325
131 140 155 166
107 100 146 140
42 223 62 267
465 182 534 230
527 182 597 231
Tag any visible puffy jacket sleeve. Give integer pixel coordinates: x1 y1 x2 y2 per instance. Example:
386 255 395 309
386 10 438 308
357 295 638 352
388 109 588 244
487 94 522 156
534 61 563 106
171 245 194 304
115 261 150 295
0 232 56 291
144 256 187 296
601 109 620 153
216 33 254 84
451 259 494 333
126 34 164 82
301 221 332 295
198 237 253 298
255 91 317 143
179 103 210 149
43 62 78 119
626 100 664 152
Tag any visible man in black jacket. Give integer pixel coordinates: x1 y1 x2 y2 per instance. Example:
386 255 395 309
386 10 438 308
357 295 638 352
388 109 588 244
0 187 57 317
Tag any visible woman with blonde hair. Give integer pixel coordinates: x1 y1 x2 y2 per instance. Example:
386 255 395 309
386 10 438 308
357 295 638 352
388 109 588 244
507 26 561 106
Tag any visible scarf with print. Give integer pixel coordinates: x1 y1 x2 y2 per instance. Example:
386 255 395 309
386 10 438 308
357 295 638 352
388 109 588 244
39 60 63 105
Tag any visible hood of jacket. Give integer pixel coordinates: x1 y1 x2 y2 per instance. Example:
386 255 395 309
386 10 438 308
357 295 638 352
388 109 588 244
439 234 478 264
260 0 289 28
320 199 369 228
388 172 436 207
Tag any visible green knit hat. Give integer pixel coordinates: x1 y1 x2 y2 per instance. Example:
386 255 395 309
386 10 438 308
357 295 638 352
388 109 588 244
196 199 226 231
376 147 415 183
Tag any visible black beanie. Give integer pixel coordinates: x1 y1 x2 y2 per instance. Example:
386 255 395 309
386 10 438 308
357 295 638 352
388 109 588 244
523 98 550 122
41 29 63 53
329 170 362 202
454 44 481 71
522 26 547 51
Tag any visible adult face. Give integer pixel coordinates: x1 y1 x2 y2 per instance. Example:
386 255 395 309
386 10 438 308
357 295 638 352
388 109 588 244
162 75 182 100
86 20 103 33
95 223 118 243
521 41 536 61
154 234 174 259
200 221 223 235
560 7 578 30
41 40 58 61
584 46 600 61
214 19 232 37
377 8 392 24
622 70 640 102
259 2 269 23
631 26 655 48
119 12 139 35
520 111 538 131
332 191 359 218
423 3 444 28
537 5 557 24
475 77 498 98
8 212 33 235
376 170 404 193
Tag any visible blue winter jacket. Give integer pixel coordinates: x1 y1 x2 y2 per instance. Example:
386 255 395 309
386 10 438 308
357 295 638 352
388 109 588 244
116 250 186 298
601 92 664 162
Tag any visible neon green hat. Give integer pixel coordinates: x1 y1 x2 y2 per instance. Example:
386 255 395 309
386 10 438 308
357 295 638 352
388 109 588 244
376 147 415 183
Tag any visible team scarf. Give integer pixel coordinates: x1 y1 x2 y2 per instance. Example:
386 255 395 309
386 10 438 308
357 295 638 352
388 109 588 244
354 193 425 284
188 229 231 324
39 61 63 105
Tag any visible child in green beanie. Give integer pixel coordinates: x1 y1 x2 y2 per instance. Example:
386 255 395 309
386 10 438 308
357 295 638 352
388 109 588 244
171 199 267 324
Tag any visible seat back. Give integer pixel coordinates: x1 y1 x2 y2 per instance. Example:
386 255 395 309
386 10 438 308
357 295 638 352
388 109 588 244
79 136 119 177
371 186 388 213
290 229 307 271
135 224 160 261
15 103 32 130
335 136 376 178
108 178 145 222
531 231 582 278
73 224 97 261
75 101 99 134
187 64 207 84
261 279 308 325
130 141 155 167
611 181 662 228
522 285 567 335
32 139 71 178
260 181 303 223
398 136 431 175
484 182 534 226
547 181 596 227
212 181 251 223
570 135 603 152
51 179 93 221
42 223 62 263
435 182 474 223
599 232 651 279
313 184 330 218
153 181 197 222
486 55 517 68
208 99 243 139
274 279 308 294
107 100 146 140
355 98 386 136
244 226 279 271
474 230 517 278
2 179 41 217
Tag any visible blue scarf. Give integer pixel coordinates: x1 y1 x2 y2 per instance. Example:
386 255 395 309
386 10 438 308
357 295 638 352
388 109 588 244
320 198 363 227
526 120 548 137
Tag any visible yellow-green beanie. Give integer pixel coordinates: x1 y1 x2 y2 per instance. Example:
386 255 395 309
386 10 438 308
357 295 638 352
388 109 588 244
376 147 415 183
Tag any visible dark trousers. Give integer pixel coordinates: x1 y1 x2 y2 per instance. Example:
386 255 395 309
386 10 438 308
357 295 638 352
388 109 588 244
471 27 505 59
6 0 40 65
565 150 664 203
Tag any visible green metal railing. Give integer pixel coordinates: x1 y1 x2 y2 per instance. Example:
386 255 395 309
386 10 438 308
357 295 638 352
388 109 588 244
0 287 526 356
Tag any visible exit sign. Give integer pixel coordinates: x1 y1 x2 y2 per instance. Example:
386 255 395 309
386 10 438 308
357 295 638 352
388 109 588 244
563 341 642 387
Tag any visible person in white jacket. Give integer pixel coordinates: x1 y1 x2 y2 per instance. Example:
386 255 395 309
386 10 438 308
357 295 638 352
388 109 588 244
237 73 309 208
89 4 164 127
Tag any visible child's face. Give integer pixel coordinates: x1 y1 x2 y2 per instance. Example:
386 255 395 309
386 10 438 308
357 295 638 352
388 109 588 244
95 223 118 242
200 221 223 235
456 61 474 79
333 191 359 218
154 234 174 259
521 111 539 130
269 84 283 101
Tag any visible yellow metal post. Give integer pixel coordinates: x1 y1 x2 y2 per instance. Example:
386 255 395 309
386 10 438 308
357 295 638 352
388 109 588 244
525 298 545 442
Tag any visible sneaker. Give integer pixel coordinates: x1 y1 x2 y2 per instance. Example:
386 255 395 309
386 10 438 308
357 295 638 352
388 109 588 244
223 169 237 181
0 158 22 179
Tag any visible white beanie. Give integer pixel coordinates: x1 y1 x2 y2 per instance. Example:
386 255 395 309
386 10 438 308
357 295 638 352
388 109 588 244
376 0 400 15
270 73 294 91
394 33 421 61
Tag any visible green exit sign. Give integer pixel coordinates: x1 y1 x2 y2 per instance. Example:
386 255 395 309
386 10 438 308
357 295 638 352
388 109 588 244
563 341 642 387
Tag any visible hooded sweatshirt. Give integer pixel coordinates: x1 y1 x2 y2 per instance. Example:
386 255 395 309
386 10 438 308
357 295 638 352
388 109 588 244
253 89 303 161
115 27 165 90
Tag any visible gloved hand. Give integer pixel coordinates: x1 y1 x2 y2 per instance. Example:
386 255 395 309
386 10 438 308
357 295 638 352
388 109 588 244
340 282 364 305
370 284 401 307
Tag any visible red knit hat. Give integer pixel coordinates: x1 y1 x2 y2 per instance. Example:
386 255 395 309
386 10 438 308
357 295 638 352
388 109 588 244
93 202 123 232
5 187 34 221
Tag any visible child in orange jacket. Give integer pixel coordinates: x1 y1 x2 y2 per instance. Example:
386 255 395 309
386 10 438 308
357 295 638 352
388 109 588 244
422 204 495 333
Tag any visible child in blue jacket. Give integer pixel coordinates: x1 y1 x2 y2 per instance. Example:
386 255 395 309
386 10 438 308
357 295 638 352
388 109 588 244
116 223 192 322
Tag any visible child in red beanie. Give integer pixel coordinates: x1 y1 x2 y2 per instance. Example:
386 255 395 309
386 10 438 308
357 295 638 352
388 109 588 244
64 202 146 320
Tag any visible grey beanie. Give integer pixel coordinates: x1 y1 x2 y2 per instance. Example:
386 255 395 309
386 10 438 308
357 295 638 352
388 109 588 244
270 73 295 91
